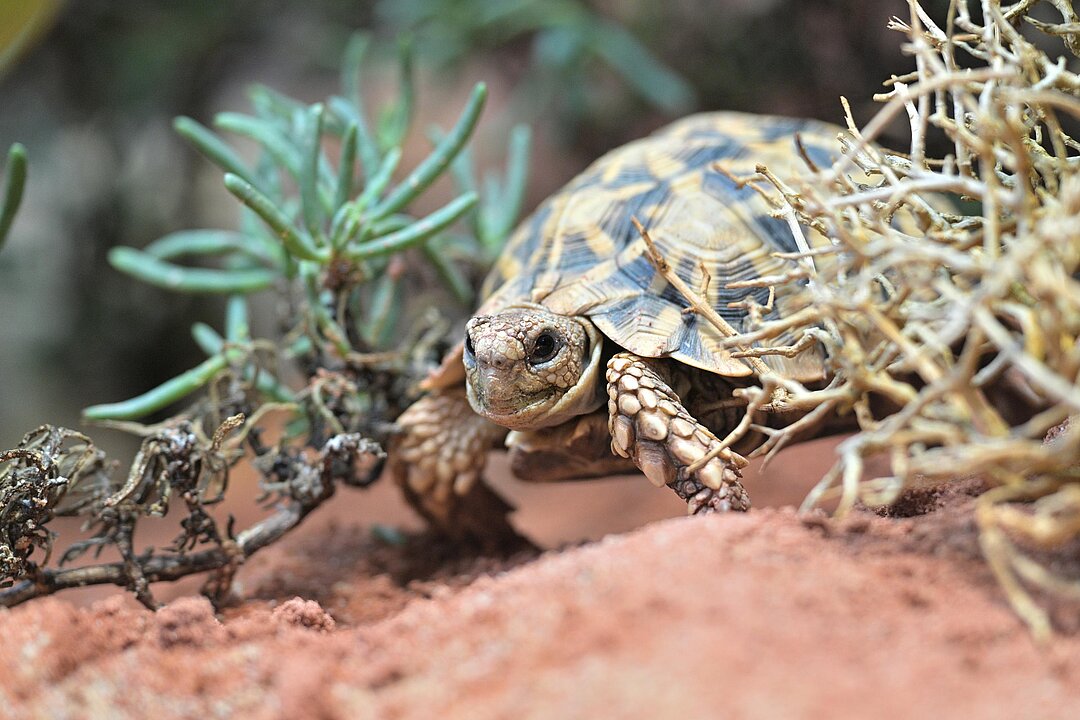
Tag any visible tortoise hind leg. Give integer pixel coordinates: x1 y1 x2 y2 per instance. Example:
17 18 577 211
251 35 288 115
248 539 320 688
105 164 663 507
605 352 751 514
389 388 532 551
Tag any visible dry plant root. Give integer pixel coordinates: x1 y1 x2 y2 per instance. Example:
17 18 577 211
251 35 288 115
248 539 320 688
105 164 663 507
606 353 750 514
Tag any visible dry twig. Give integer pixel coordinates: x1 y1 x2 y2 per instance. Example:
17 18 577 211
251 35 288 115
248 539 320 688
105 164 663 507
653 0 1080 638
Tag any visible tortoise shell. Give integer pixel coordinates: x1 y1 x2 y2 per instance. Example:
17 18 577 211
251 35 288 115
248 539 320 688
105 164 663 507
479 112 842 383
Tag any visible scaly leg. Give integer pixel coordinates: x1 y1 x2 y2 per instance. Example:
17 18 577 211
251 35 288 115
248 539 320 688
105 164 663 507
389 388 530 551
605 352 751 514
507 410 637 483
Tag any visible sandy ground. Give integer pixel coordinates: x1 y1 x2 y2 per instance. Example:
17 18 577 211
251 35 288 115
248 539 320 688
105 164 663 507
1 442 1078 719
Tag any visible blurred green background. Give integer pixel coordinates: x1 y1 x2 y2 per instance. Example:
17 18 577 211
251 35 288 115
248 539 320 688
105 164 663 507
0 0 918 445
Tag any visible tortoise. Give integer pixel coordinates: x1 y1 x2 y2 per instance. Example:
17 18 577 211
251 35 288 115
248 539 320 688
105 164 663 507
390 112 845 546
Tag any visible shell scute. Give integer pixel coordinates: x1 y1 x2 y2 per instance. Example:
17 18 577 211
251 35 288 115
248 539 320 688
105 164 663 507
480 112 839 382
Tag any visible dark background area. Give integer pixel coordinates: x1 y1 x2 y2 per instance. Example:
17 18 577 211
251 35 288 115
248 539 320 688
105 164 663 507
0 0 925 449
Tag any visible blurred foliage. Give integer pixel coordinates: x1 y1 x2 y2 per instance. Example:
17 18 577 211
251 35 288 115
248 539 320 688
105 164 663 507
376 0 696 129
0 143 27 252
0 0 63 77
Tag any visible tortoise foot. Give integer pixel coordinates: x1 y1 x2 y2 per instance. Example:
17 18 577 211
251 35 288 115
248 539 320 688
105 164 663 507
677 473 751 515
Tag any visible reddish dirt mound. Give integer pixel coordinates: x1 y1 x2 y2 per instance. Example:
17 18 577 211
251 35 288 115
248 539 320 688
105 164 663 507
1 471 1078 719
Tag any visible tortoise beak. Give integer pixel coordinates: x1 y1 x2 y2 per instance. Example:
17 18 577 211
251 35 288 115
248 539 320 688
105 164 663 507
466 367 556 429
472 367 538 416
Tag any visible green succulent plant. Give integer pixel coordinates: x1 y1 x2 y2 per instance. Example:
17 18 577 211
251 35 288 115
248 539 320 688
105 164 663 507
84 33 530 423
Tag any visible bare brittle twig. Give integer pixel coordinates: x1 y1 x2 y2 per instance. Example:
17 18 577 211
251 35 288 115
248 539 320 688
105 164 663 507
647 0 1080 638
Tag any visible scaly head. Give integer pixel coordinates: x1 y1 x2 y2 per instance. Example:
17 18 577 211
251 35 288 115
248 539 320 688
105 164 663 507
463 304 605 430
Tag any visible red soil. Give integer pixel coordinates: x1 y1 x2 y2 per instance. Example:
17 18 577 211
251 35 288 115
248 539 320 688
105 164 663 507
1 443 1078 719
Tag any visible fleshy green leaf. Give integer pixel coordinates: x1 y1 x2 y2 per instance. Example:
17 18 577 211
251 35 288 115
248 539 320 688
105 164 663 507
481 123 531 251
335 122 358 210
338 32 381 181
174 117 264 193
0 143 27 253
225 296 250 341
362 270 403 348
370 83 487 221
376 35 415 152
348 192 477 260
215 112 303 178
590 20 697 113
223 174 327 262
191 322 224 356
109 247 277 294
82 354 229 421
143 229 282 268
298 103 326 237
354 147 402 214
248 83 307 124
423 239 474 306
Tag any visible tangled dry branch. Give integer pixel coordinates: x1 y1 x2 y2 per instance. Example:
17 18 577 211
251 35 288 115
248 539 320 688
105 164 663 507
699 0 1080 637
0 402 385 609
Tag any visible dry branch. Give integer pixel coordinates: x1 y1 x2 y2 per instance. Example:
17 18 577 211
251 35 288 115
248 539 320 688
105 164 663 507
672 0 1080 638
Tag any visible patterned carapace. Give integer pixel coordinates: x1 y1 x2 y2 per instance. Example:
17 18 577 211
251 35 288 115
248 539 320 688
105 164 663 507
479 112 839 383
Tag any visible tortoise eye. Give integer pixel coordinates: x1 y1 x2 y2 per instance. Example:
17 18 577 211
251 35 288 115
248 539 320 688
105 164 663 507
529 332 558 364
464 332 475 358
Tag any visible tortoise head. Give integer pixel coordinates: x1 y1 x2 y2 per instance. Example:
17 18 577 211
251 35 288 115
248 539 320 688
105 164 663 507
463 304 605 430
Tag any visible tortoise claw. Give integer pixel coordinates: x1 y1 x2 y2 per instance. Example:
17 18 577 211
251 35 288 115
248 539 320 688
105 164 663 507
679 471 751 515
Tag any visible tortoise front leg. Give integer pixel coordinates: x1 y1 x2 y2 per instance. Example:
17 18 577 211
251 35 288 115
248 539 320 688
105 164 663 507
389 388 530 551
605 353 751 514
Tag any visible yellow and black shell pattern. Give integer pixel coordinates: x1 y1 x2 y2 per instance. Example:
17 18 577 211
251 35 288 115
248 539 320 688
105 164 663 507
479 112 842 383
